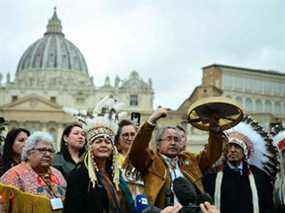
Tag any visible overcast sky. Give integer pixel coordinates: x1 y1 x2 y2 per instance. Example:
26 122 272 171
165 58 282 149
0 0 285 109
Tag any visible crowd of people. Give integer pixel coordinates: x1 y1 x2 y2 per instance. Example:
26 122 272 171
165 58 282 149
0 103 284 213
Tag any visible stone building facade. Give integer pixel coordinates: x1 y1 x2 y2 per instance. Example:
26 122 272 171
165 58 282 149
174 64 285 152
202 64 285 127
0 9 153 149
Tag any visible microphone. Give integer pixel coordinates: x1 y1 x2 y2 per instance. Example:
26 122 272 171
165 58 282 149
173 177 197 206
173 177 203 213
196 193 213 205
135 194 149 212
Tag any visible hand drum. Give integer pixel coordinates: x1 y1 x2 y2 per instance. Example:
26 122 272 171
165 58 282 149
187 97 243 131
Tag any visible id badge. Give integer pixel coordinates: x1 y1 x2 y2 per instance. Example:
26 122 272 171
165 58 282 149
50 197 64 210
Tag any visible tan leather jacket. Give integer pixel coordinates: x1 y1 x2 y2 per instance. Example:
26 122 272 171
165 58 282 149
128 122 223 208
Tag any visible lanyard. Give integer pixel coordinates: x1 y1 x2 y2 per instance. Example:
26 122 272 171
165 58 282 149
38 174 58 198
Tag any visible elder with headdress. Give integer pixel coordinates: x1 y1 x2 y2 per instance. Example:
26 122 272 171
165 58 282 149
64 115 135 213
203 115 277 213
272 124 285 212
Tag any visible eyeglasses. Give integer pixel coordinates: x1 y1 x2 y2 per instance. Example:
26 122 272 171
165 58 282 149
121 132 136 139
159 136 180 143
33 148 55 154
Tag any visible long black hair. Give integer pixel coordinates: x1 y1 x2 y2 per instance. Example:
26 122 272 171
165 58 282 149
2 128 30 174
60 123 86 162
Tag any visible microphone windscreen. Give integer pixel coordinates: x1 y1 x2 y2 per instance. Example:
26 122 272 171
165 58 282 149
196 193 213 205
173 177 197 206
135 194 149 212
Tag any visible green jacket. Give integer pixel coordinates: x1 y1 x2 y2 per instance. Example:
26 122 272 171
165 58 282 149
52 153 77 179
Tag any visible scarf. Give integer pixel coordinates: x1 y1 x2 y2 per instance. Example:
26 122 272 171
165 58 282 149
214 168 259 213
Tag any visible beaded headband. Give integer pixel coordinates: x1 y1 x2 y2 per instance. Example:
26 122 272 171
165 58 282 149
86 126 115 145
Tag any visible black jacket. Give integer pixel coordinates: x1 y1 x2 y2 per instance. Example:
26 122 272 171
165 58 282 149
64 163 135 213
203 162 273 213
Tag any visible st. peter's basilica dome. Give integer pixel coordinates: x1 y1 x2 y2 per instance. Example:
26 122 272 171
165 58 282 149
16 8 88 74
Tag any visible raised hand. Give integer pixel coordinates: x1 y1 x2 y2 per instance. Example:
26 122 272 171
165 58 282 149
148 107 168 124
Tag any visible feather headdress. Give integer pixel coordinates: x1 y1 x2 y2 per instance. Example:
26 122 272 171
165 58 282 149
63 95 126 189
271 124 285 151
225 115 278 179
63 95 126 144
271 124 285 206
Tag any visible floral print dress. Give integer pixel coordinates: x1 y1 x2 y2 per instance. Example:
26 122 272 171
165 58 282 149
0 162 66 199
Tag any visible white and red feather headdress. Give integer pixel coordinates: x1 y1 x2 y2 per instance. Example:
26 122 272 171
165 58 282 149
272 124 285 152
225 115 278 179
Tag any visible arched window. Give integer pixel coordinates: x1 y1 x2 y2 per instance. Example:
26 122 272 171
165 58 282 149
255 99 263 112
265 100 272 113
235 96 243 106
236 96 242 104
245 98 253 112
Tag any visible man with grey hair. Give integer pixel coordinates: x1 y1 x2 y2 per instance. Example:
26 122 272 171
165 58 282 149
154 125 181 158
128 108 224 209
1 131 66 204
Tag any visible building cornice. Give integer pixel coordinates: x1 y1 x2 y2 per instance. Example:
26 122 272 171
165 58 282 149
203 63 285 77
